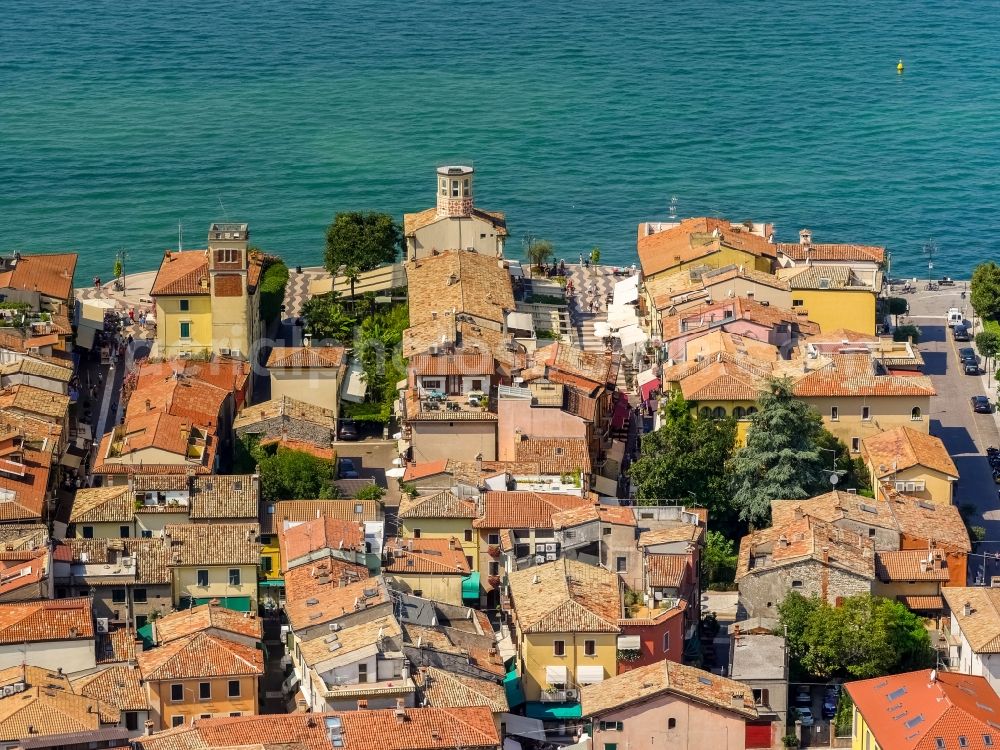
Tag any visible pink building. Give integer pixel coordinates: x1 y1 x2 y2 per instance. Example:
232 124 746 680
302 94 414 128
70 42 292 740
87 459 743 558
581 659 773 750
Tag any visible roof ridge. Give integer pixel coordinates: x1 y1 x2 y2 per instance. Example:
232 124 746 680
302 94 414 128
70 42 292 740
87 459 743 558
427 704 496 742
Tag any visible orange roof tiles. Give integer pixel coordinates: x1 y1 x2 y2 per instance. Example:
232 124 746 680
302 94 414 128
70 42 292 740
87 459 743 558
266 345 345 369
410 351 495 377
862 426 958 479
279 515 365 566
777 242 885 263
402 459 451 482
638 217 776 277
128 368 230 427
736 516 875 581
646 553 691 588
150 250 210 296
416 666 508 714
283 573 386 632
473 491 591 529
406 251 514 328
875 549 950 582
507 558 621 634
137 631 262 681
152 603 263 644
261 498 381 535
70 664 146 712
942 588 1000 653
551 503 635 530
164 523 261 566
847 670 1000 750
398 490 479 520
0 597 93 644
0 686 108 743
513 437 592 474
0 253 77 302
383 537 470 575
404 204 507 237
793 354 935 397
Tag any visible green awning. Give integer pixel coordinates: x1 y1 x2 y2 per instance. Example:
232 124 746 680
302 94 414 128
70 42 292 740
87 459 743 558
258 579 285 587
524 702 582 720
179 596 253 612
462 572 481 601
137 623 155 648
503 669 525 708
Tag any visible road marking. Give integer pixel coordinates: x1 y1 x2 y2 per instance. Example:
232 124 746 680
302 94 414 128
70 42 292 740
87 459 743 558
949 330 989 452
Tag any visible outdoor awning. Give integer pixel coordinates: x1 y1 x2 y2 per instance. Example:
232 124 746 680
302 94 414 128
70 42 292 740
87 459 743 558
640 376 661 402
613 275 640 306
507 311 534 331
137 622 155 648
340 361 367 404
75 325 97 350
503 670 526 709
258 579 285 587
503 713 543 739
617 635 641 650
577 665 605 685
60 450 83 469
592 321 611 339
545 665 568 685
615 324 649 349
897 594 944 610
462 572 481 601
182 596 252 612
607 304 639 330
524 702 583 720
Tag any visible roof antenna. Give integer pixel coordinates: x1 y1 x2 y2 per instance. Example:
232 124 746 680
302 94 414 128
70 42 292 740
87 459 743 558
218 196 230 222
177 221 184 252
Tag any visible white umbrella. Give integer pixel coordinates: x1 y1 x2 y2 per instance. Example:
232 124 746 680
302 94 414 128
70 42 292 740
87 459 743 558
385 468 406 479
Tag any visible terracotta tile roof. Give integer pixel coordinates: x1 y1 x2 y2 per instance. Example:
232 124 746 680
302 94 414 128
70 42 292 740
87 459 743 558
0 664 71 692
283 571 386 633
0 384 70 421
70 664 146 712
793 354 935 398
404 204 507 236
137 631 263 681
136 359 250 404
513 437 592 474
298 614 400 668
131 474 191 492
402 459 450 482
0 549 47 597
279 515 365 565
95 411 216 472
551 503 635 530
542 343 616 387
164 523 260 566
152 603 263 645
261 499 381 535
846 669 1000 750
777 242 885 263
736 515 875 581
402 626 504 678
383 537 470 575
875 549 949 582
151 250 210 296
638 524 705 546
398 491 478 519
0 523 47 551
638 217 776 277
406 251 514 328
128 369 230 427
660 296 819 343
190 474 258 520
582 658 756 719
0 597 93 644
0 358 73 383
862 426 958 479
61 538 173 586
646 553 691 588
898 594 943 610
410 351 494 377
259 436 336 460
785 264 873 290
0 253 77 301
942 587 1000 653
0 685 109 742
68 485 133 523
878 485 972 552
0 453 49 522
507 558 621 634
646 263 791 310
234 395 335 431
674 357 762 401
97 628 140 663
416 666 508 713
266 345 345 369
473 491 591 529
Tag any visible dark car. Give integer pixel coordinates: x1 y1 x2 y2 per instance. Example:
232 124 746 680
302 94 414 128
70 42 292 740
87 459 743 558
972 396 992 414
338 457 360 479
966 362 981 375
959 347 978 362
338 419 360 441
953 326 971 342
822 699 838 720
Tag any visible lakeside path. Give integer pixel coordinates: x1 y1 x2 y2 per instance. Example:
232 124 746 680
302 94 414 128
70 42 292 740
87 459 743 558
75 269 158 311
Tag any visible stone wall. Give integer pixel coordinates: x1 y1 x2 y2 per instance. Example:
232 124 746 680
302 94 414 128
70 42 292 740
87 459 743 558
235 414 333 449
739 559 872 618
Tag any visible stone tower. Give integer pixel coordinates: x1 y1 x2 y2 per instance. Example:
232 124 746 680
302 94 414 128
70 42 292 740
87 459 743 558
436 165 474 218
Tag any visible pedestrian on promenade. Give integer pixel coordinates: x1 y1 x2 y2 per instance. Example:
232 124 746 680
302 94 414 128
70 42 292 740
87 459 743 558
128 307 135 323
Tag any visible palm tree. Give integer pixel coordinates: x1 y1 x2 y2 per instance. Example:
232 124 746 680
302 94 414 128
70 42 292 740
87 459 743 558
527 240 554 272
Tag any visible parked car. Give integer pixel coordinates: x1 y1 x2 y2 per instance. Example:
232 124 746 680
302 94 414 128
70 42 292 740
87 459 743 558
795 688 811 706
966 362 981 375
972 396 992 414
338 457 360 479
822 698 838 719
953 325 971 341
797 708 815 727
948 307 964 327
959 347 979 362
338 419 360 441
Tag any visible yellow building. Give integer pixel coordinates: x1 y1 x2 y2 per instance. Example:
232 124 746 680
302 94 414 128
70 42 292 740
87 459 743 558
861 426 958 505
846 669 1000 750
382 537 472 606
164 523 261 613
506 558 621 705
152 222 262 362
397 490 480 571
783 265 879 334
637 217 776 283
138 631 263 730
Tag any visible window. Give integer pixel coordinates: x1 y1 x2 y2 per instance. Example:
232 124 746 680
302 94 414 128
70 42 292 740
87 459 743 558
82 526 94 539
179 321 191 339
200 713 211 719
440 178 447 196
141 530 152 538
120 525 130 538
230 712 242 717
471 379 483 391
554 640 566 656
668 718 677 730
358 664 368 682
792 299 804 307
616 557 627 573
464 529 473 542
585 640 596 656
196 569 209 586
862 406 871 420
413 529 422 539
422 379 442 390
126 712 138 731
451 179 460 197
134 588 147 603
463 178 470 197
136 615 148 629
746 406 758 416
604 745 618 750
791 580 803 588
699 406 711 419
984 736 993 747
851 437 861 452
831 406 839 421
413 589 422 597
179 299 190 312
733 406 746 419
228 680 241 698
172 715 185 727
598 722 623 732
663 633 670 652
229 569 241 586
261 556 273 573
488 533 500 545
603 527 612 536
112 589 126 604
912 406 922 420
171 684 183 702
488 561 500 576
960 738 969 749
215 248 240 264
199 682 211 700
869 527 876 537
712 406 726 419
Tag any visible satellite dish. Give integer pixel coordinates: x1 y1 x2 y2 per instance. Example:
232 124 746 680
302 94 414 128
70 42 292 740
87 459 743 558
829 473 839 486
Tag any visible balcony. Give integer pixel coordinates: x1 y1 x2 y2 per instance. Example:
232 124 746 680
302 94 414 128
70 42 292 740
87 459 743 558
540 687 578 703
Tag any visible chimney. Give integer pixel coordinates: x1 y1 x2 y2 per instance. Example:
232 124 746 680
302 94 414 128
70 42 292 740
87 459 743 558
778 535 789 549
731 693 745 709
145 721 155 736
448 537 457 550
821 546 829 564
395 697 407 723
964 602 972 617
794 506 803 520
799 228 812 246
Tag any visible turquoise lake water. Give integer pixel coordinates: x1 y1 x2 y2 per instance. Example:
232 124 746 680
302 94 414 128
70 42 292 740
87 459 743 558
3 0 999 281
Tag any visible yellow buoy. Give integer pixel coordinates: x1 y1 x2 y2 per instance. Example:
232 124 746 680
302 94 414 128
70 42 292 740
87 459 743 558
897 59 904 73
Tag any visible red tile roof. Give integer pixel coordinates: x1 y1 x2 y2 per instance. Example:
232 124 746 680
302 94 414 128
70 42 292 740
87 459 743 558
383 537 470 575
402 459 450 482
279 515 365 566
410 351 495 377
473 491 592 529
777 242 885 263
646 553 691 588
152 602 263 644
0 253 78 301
137 631 263 681
150 250 210 296
638 217 776 277
861 426 958 480
283 570 384 632
0 597 93 644
266 345 346 369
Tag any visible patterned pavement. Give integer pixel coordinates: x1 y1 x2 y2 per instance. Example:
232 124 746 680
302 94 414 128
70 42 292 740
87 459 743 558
565 264 619 353
281 266 329 324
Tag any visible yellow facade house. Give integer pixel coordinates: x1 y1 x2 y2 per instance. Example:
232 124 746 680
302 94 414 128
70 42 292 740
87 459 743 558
782 264 879 334
861 426 958 505
152 222 262 361
163 523 261 613
265 345 346 414
397 490 480 571
506 558 621 705
382 536 471 606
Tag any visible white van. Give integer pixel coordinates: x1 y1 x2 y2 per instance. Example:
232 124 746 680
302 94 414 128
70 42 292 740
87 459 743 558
948 308 964 328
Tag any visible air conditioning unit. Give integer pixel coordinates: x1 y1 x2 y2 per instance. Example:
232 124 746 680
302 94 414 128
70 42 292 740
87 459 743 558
12 682 25 693
534 555 545 565
219 347 231 356
1 686 12 697
179 351 190 359
545 543 557 552
95 618 110 634
563 689 578 700
545 552 557 561
231 349 242 359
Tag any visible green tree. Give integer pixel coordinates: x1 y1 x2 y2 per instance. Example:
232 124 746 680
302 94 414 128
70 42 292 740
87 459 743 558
727 377 828 528
113 258 123 280
971 261 1000 321
976 329 1000 372
814 429 871 495
777 591 820 662
893 324 921 344
887 297 908 326
589 246 601 265
628 392 738 531
324 212 401 297
258 260 289 324
355 484 386 502
256 445 336 501
702 530 738 586
527 239 554 271
301 293 357 342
